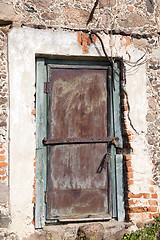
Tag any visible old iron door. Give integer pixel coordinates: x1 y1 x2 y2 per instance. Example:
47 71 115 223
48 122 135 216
45 64 110 220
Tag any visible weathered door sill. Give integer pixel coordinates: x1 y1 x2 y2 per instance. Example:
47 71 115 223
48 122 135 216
46 214 111 224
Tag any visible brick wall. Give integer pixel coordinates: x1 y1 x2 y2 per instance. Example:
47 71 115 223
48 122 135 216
120 58 160 222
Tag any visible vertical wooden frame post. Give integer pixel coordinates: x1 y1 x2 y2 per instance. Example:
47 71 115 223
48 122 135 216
107 66 117 218
113 62 125 221
35 58 47 228
108 62 125 221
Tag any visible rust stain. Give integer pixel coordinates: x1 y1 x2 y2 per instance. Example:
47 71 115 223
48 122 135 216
47 68 108 219
47 189 107 218
77 32 82 46
82 33 88 54
121 36 131 47
127 6 134 12
77 32 99 54
31 109 36 115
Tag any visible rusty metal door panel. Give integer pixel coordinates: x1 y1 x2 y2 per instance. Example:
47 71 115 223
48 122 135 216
47 189 107 219
46 68 108 219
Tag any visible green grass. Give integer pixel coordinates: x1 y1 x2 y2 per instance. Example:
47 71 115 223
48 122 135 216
118 216 160 240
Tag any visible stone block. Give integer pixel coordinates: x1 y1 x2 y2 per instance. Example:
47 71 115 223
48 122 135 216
23 230 50 240
105 229 128 240
99 0 116 8
101 14 111 28
63 8 90 25
148 97 156 109
133 38 148 49
26 0 51 9
76 223 104 240
0 214 11 228
41 12 60 20
0 3 16 25
146 113 156 122
118 13 149 28
146 0 154 13
152 47 160 61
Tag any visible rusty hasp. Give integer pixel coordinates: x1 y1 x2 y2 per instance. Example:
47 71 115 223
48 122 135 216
43 136 119 145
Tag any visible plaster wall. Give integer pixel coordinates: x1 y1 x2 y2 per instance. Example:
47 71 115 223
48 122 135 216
8 27 150 237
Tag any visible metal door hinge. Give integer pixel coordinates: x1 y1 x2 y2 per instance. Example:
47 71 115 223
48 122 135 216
44 191 48 204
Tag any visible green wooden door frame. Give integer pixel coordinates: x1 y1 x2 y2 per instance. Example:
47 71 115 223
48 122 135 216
35 57 125 228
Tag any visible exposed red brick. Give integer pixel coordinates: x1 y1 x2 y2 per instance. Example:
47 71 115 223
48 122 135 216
148 200 158 206
129 207 148 213
125 160 131 168
142 193 150 199
148 206 157 212
0 155 6 161
124 154 132 160
1 176 7 180
33 182 35 189
127 180 134 185
82 33 88 54
151 193 158 199
92 35 97 43
0 170 5 175
32 197 35 203
0 143 4 148
77 32 82 46
0 149 5 154
149 213 159 219
32 220 35 226
128 199 138 205
31 109 36 115
128 192 143 198
127 167 133 173
0 162 7 167
128 136 133 141
127 172 133 178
